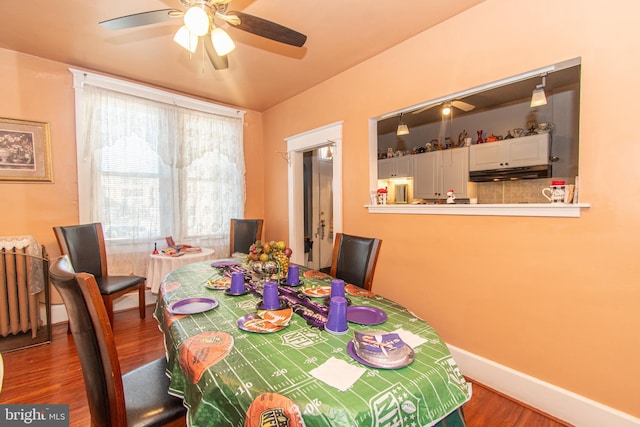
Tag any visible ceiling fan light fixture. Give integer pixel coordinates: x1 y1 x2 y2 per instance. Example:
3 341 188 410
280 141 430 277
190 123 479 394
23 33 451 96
530 74 548 107
184 6 210 36
442 103 452 116
211 27 235 56
174 26 198 53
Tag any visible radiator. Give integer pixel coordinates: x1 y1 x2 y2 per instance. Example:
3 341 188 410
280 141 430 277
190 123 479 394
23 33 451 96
0 246 41 339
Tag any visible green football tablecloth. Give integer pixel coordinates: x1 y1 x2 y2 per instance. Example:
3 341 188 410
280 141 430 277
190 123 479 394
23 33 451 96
154 260 471 427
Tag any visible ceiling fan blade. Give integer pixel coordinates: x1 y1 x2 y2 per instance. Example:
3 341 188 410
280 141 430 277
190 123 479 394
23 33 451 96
203 36 229 70
451 100 475 112
99 9 182 30
412 103 442 114
228 11 307 47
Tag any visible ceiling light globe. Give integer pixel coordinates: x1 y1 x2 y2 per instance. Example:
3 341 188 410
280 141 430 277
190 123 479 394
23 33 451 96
442 106 452 115
184 7 210 36
174 26 198 53
211 27 235 56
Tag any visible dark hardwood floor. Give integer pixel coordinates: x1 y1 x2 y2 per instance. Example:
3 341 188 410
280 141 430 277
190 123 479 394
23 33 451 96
0 306 571 426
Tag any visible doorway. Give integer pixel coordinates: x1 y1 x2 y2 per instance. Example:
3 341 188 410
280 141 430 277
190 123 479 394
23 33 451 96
285 122 343 266
304 146 334 271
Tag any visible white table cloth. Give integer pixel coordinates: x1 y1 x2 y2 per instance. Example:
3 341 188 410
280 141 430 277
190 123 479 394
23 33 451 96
145 248 215 293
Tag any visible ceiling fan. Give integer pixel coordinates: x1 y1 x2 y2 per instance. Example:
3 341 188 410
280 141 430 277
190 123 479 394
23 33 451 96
99 0 308 70
412 99 475 115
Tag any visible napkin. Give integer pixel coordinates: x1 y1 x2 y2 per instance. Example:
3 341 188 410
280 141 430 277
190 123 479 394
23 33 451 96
394 328 427 348
309 357 366 392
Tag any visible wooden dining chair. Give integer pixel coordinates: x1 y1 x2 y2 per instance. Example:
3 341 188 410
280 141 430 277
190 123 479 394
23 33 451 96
330 233 382 291
0 351 3 395
53 223 146 327
49 256 186 427
229 219 263 254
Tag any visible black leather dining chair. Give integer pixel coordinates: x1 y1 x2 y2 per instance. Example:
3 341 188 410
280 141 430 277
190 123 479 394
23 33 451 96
330 233 382 291
49 256 186 427
229 219 263 254
53 223 146 327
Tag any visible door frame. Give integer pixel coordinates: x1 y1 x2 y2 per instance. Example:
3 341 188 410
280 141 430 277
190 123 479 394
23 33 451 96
285 122 343 266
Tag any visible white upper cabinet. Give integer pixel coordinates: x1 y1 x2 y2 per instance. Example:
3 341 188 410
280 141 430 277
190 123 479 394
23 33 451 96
378 156 413 179
414 147 470 199
469 133 550 171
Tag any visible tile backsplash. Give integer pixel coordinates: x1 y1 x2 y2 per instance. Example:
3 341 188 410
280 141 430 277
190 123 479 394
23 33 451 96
477 177 575 204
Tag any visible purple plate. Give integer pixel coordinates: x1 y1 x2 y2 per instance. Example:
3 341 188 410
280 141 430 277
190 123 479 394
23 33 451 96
347 341 414 369
169 297 218 315
256 299 289 311
211 261 241 268
346 306 387 325
278 278 304 287
224 288 249 297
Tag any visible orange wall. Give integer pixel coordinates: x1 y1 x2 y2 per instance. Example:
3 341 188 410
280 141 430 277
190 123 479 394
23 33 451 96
2 0 639 418
0 49 264 260
261 0 640 417
0 50 78 255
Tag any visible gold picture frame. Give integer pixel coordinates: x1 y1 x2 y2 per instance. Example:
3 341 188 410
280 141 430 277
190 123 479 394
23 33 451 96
0 117 52 182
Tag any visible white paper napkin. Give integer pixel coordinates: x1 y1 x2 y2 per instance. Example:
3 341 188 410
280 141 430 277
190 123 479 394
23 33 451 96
394 328 427 348
309 357 366 392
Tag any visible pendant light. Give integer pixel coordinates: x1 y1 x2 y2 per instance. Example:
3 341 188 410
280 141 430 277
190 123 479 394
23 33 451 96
396 113 409 136
530 74 548 107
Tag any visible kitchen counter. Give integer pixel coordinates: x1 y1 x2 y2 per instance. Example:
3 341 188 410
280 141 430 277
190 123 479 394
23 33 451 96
366 202 590 218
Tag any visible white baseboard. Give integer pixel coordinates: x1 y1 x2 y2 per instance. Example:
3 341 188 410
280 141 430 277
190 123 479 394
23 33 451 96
50 291 157 324
447 344 640 427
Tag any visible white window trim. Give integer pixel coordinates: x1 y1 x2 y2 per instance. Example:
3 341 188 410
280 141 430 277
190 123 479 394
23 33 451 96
69 68 245 223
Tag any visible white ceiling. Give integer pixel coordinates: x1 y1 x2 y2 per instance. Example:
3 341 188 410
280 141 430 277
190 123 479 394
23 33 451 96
0 0 486 111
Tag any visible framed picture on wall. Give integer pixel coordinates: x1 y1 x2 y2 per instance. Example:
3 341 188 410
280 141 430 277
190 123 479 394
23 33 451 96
0 117 52 182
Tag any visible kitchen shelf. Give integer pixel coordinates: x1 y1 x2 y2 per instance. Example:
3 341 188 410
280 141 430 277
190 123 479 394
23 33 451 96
365 203 591 218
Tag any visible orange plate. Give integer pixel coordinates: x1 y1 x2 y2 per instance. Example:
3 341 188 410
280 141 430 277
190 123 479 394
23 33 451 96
345 284 375 297
257 307 293 326
303 270 330 279
238 313 286 333
301 286 331 298
205 277 230 290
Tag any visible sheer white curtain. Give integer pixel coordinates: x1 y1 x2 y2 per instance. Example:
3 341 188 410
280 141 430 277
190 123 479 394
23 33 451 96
79 85 245 276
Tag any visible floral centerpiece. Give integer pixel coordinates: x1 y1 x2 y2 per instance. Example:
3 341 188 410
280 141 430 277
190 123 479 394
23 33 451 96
246 240 293 280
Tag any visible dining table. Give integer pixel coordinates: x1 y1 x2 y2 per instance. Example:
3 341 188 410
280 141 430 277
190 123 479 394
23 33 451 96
154 259 471 427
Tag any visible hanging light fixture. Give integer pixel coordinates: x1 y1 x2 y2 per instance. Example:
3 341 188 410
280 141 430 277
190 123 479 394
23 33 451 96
442 103 452 116
211 26 235 56
184 5 210 36
174 26 199 53
530 74 548 107
396 113 409 136
174 3 236 57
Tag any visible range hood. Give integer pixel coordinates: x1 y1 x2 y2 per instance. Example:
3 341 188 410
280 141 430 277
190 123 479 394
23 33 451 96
469 164 551 182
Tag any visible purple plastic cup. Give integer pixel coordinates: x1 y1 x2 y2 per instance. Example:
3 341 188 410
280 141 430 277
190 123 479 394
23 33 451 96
261 281 280 309
330 279 345 299
230 272 245 294
325 296 348 334
286 265 300 285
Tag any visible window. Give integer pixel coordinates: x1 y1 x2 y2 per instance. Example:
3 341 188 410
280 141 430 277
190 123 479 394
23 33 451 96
71 69 245 275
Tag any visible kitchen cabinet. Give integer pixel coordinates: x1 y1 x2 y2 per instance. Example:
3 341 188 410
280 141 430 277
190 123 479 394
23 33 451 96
414 147 471 199
469 133 550 171
378 156 413 179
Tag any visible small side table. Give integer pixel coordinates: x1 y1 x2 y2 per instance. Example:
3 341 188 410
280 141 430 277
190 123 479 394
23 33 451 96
146 248 216 294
